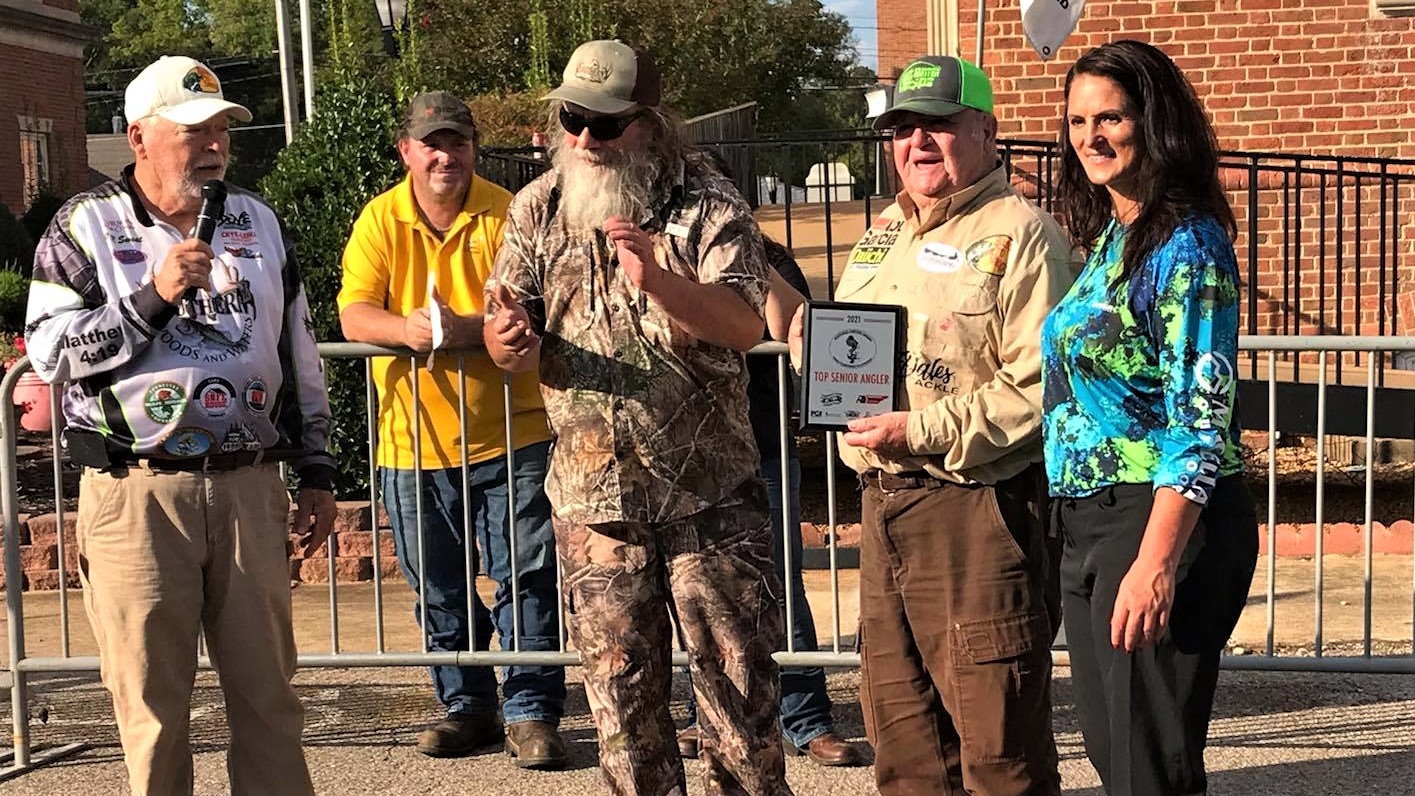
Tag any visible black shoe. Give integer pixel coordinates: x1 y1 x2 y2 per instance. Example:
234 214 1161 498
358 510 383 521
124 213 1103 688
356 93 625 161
415 711 504 758
505 721 568 770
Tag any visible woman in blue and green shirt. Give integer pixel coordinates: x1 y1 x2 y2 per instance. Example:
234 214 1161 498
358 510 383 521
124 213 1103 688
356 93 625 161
1043 40 1259 796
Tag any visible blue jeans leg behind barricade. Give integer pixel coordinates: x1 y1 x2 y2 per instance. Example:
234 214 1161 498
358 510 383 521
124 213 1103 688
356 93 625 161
685 456 833 748
381 440 565 725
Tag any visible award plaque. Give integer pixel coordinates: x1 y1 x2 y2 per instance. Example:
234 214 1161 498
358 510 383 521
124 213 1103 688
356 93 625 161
798 300 906 432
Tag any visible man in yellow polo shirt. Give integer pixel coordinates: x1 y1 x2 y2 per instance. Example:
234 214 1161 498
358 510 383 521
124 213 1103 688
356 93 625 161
338 92 565 768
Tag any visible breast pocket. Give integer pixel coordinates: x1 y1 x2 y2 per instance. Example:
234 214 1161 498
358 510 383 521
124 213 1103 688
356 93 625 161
934 270 999 354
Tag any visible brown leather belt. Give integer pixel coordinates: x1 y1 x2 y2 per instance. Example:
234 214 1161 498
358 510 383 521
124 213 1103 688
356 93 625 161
859 469 937 491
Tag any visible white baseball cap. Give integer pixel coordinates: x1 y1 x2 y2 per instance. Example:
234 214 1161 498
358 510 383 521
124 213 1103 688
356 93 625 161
124 56 253 126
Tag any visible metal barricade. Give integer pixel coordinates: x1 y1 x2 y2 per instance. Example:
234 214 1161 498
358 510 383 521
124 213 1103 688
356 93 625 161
3 337 1415 780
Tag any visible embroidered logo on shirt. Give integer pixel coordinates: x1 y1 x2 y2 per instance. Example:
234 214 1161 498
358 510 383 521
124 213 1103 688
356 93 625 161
143 381 187 423
916 242 963 273
244 378 269 414
162 427 215 457
966 235 1012 276
194 377 235 417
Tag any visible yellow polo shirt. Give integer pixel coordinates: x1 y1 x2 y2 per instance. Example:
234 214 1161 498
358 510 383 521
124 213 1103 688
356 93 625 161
338 175 550 469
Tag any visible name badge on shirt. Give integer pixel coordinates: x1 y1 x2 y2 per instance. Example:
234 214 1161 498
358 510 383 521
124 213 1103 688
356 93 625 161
916 242 963 274
664 222 691 239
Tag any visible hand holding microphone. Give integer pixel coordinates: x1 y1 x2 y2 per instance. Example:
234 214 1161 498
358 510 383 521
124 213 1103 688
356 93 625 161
154 180 225 306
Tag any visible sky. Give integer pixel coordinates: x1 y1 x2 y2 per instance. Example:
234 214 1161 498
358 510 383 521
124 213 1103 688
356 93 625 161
824 0 879 72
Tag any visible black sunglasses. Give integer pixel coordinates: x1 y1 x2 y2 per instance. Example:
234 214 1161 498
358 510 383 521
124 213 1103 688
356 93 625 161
559 106 644 141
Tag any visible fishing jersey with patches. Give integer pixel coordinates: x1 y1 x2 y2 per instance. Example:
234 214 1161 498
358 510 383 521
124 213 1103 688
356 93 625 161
25 167 336 486
1041 215 1245 505
489 156 769 525
834 166 1080 485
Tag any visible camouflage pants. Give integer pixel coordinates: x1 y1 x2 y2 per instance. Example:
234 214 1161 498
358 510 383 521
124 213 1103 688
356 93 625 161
556 477 793 796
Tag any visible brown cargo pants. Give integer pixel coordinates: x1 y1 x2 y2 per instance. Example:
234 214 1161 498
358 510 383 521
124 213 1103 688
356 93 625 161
858 464 1060 796
556 477 793 796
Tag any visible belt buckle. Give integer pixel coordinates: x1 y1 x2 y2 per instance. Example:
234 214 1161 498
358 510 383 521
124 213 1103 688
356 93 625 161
867 469 900 494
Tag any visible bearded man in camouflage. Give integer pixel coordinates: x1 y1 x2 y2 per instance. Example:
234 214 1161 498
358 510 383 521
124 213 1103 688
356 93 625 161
484 40 792 796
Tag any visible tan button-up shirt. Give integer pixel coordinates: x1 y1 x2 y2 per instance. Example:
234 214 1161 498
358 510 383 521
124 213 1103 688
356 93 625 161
835 166 1080 485
490 157 769 524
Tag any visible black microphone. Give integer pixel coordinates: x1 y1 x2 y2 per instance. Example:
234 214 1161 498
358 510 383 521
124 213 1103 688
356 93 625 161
186 179 227 302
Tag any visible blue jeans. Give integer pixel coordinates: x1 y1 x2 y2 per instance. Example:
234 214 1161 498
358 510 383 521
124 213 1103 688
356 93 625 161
685 455 834 747
380 440 565 725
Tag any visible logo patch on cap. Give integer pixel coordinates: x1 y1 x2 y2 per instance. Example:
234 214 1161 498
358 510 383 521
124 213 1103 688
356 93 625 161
898 62 942 93
182 66 221 95
575 58 613 84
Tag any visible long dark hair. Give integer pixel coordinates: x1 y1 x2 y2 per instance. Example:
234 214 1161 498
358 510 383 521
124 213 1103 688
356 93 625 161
1057 40 1235 284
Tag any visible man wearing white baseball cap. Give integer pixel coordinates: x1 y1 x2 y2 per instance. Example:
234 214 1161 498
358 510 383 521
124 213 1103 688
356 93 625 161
125 55 254 127
26 54 334 796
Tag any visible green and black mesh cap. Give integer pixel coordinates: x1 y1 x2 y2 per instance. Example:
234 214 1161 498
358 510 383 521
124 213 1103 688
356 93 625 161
872 56 994 131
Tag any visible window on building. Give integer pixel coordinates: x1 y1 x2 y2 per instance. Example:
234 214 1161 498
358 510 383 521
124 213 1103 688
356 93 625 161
17 116 53 206
1373 0 1415 17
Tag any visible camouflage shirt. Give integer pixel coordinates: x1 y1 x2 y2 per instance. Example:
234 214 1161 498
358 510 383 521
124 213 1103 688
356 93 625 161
490 156 769 525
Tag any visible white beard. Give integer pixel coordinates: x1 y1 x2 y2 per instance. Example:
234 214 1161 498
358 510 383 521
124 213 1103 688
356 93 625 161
552 145 660 233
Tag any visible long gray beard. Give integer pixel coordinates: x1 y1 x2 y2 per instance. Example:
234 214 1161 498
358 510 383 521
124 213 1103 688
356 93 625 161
552 146 660 233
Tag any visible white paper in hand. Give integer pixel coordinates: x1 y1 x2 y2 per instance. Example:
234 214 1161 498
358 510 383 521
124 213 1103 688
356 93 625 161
426 276 445 369
1022 0 1086 61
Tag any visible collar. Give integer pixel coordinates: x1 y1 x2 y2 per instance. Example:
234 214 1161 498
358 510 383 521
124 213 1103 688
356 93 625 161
391 173 493 232
120 164 157 228
896 164 1009 233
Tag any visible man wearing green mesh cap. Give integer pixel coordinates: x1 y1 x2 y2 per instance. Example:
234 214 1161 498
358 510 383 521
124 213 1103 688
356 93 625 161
788 54 1079 795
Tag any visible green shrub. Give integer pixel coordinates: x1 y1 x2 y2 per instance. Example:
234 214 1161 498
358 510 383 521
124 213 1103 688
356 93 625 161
20 190 66 274
0 202 33 275
260 72 403 498
0 271 28 334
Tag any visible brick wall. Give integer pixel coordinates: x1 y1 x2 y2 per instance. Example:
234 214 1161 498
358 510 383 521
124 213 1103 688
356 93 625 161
0 42 88 212
874 0 1415 339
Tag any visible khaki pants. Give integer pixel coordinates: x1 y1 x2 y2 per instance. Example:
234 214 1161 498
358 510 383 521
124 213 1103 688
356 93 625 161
858 466 1060 796
556 477 791 796
77 463 312 796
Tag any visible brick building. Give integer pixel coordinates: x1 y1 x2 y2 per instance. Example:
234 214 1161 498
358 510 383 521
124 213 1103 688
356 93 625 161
0 0 94 213
874 1 1415 339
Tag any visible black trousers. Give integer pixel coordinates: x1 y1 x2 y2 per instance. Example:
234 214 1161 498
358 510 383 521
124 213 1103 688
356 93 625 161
1056 475 1258 796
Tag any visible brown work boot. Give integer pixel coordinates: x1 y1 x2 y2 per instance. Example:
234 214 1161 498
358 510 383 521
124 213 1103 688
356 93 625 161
676 726 700 759
415 711 503 758
789 732 866 767
505 721 568 770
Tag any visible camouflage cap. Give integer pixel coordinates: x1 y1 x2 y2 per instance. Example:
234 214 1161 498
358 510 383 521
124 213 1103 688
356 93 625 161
542 40 662 115
404 91 478 140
